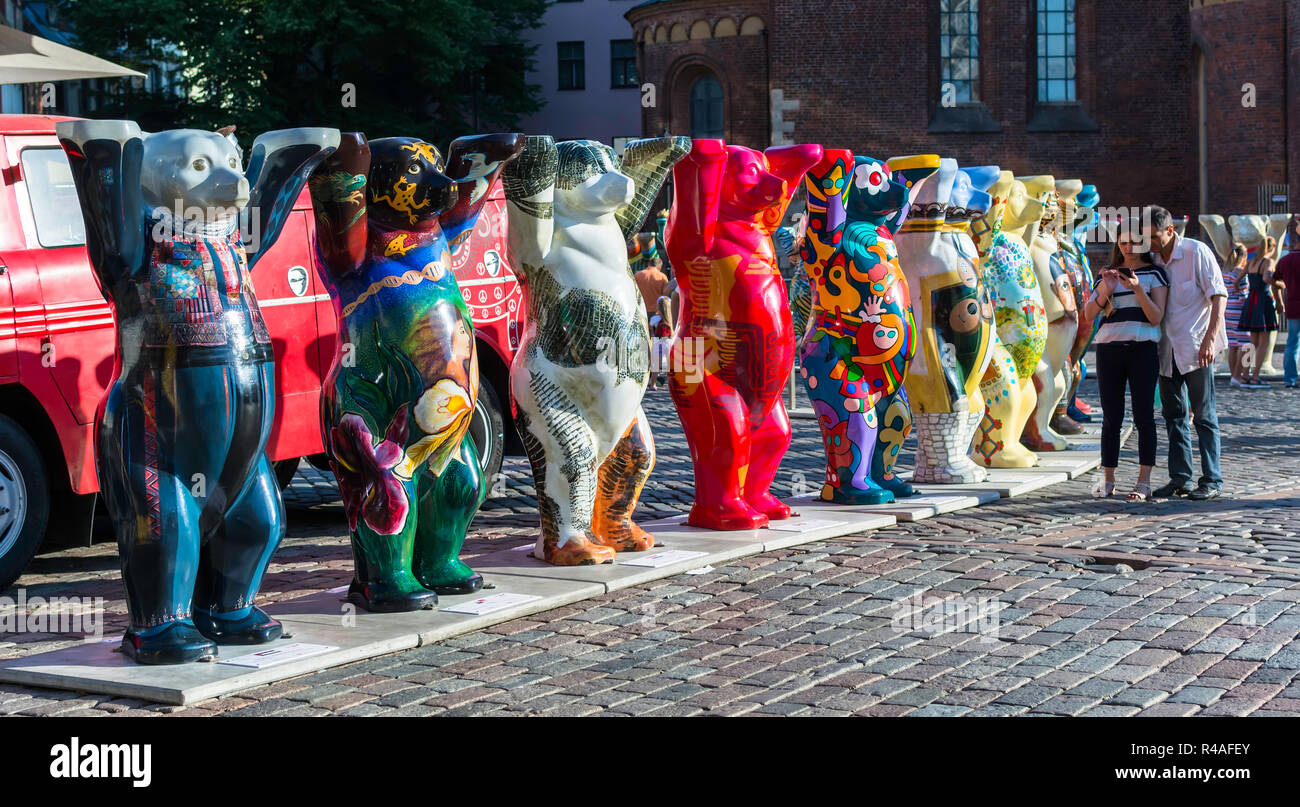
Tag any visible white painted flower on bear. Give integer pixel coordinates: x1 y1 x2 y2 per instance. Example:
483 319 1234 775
394 378 473 477
854 162 888 196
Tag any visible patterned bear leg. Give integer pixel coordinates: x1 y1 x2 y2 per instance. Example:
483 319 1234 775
971 348 1039 468
742 398 794 521
591 409 656 553
1050 362 1083 435
193 454 285 644
103 371 215 664
193 364 284 644
516 404 615 566
346 503 437 613
842 407 892 504
1022 360 1069 451
412 437 487 594
673 375 767 531
873 391 916 498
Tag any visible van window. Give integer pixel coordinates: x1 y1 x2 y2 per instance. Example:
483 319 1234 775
21 148 86 248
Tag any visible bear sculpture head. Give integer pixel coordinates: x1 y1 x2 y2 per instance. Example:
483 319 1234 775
366 137 458 229
554 140 635 221
141 129 249 220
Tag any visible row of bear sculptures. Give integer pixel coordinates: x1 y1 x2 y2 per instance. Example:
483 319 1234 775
59 122 1111 664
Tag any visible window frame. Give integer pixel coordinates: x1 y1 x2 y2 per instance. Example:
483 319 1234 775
1034 0 1077 104
610 39 637 89
20 147 86 250
557 41 585 91
938 0 981 104
688 74 725 140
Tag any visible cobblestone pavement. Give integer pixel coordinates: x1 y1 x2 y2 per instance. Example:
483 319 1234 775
3 353 1300 717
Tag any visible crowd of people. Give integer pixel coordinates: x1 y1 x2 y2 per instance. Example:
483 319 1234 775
631 205 1297 506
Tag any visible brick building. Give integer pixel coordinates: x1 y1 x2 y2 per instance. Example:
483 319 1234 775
626 0 1300 227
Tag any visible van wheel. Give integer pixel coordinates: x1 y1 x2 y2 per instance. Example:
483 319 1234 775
273 459 300 490
0 414 50 591
469 380 505 484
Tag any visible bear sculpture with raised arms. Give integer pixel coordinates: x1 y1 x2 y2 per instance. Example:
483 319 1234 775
309 132 523 611
504 135 689 564
58 121 338 663
665 139 821 528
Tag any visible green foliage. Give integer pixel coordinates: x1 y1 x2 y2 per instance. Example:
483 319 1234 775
59 0 547 144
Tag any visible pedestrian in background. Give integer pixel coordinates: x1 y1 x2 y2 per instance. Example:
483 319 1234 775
1144 205 1227 501
1084 223 1168 501
1223 244 1251 388
1238 236 1279 388
635 255 669 319
1276 216 1300 388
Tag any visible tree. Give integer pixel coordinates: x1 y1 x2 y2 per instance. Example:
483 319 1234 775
59 0 547 146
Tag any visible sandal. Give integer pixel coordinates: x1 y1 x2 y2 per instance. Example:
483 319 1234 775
1126 482 1152 502
1093 480 1116 498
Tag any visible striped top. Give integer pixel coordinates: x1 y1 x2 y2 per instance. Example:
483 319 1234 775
1094 263 1168 344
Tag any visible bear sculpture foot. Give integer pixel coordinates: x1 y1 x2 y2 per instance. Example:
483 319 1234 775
591 519 656 553
541 534 617 566
746 491 793 521
347 578 438 613
194 606 283 645
687 499 768 531
122 623 218 665
821 485 893 506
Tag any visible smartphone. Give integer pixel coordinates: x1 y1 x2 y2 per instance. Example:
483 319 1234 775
1117 266 1136 279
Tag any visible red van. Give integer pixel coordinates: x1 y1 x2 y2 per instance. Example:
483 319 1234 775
0 115 525 589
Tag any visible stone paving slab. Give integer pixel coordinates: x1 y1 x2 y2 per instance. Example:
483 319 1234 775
1027 452 1103 479
0 571 606 705
913 469 1070 498
0 505 899 704
787 491 999 522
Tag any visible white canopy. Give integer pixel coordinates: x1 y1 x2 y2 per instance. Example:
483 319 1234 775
0 23 144 85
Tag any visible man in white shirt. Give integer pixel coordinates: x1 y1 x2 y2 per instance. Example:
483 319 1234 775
1142 206 1227 500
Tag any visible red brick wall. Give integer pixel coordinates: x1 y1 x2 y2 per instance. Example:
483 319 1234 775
629 0 1290 228
1191 0 1288 215
628 0 771 150
1288 0 1300 219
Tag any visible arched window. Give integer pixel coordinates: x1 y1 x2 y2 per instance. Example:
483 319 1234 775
689 75 724 139
1036 0 1077 102
939 0 980 103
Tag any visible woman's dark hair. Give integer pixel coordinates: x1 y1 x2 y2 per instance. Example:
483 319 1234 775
1109 219 1154 267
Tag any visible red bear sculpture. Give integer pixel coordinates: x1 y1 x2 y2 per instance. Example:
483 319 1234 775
664 139 823 530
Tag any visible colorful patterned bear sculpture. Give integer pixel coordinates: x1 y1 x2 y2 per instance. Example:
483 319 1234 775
504 135 688 564
309 132 523 611
1048 178 1087 438
58 121 338 662
1060 181 1098 422
889 156 994 484
665 139 821 528
972 170 1047 468
1017 175 1078 452
797 151 932 503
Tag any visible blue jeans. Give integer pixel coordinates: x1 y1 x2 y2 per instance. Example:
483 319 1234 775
1285 319 1299 385
1159 366 1222 488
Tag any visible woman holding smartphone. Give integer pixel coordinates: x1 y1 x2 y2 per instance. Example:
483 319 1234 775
1084 224 1169 501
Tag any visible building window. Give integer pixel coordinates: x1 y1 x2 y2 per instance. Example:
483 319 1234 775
939 0 980 103
1036 0 1076 102
558 41 585 90
689 75 724 139
611 39 637 88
